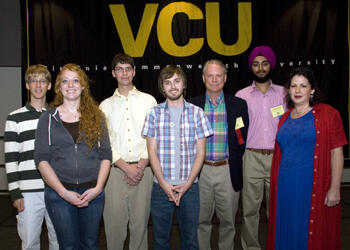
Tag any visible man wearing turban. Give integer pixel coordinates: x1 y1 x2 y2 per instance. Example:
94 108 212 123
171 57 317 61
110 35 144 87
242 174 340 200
236 46 286 250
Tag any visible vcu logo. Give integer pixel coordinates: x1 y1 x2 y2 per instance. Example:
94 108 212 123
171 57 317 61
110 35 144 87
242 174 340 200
109 2 252 57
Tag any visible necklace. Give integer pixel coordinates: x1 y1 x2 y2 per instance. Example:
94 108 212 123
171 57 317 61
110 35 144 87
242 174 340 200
292 106 312 118
59 106 80 122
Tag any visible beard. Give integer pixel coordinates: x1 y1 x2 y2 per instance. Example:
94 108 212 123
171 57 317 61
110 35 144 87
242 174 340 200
251 70 272 83
165 89 183 101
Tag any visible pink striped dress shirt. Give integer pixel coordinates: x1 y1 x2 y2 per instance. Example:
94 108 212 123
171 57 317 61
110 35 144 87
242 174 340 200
235 81 286 149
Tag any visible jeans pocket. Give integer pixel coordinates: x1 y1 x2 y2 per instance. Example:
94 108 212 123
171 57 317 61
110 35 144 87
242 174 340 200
44 187 62 203
94 189 105 202
152 182 161 192
16 213 24 241
187 182 199 194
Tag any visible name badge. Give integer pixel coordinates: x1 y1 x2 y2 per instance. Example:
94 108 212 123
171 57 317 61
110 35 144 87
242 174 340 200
235 117 244 129
270 105 285 118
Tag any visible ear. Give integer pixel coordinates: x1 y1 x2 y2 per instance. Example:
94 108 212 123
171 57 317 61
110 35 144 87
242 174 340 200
112 70 116 78
311 89 315 95
25 82 30 90
48 82 52 90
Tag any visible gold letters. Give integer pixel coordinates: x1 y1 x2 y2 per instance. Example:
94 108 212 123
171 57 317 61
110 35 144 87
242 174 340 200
109 4 158 57
206 2 251 56
109 2 252 57
157 2 204 57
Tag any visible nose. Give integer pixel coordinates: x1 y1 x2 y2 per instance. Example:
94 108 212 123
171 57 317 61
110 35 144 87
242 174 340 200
35 81 41 88
68 80 74 87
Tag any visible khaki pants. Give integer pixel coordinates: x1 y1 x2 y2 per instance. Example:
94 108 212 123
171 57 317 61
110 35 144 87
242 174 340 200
241 150 272 250
103 167 153 250
198 163 240 250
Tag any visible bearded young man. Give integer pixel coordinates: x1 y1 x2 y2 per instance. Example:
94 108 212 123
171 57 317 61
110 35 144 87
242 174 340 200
142 65 213 249
236 46 286 250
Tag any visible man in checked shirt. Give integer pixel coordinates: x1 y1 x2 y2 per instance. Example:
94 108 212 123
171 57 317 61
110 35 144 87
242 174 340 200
190 59 249 250
142 65 213 249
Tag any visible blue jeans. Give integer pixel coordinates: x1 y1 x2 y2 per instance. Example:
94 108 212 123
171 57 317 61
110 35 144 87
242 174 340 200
45 187 104 250
151 182 199 250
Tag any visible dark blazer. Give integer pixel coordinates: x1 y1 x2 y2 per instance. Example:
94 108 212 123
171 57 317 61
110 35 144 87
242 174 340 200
189 93 249 191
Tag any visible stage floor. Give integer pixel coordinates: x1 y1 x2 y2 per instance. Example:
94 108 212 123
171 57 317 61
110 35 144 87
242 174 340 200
1 186 349 249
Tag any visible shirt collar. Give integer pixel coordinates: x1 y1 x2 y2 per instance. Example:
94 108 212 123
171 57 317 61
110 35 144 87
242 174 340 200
113 86 138 98
205 92 224 105
163 99 189 112
250 80 277 93
25 102 47 112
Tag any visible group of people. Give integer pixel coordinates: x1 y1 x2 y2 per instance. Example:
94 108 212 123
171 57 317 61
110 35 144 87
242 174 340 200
4 45 347 250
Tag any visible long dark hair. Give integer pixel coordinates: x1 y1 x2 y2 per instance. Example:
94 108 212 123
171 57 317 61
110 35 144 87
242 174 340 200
285 66 321 108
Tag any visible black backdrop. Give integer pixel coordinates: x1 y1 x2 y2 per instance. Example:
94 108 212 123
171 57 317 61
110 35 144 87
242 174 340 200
22 0 349 157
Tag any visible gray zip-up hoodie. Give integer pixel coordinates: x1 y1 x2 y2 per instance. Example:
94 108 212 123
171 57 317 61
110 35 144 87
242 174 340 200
34 108 112 185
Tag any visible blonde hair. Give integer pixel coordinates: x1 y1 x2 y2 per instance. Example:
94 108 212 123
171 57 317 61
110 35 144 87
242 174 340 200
51 63 104 148
25 64 51 82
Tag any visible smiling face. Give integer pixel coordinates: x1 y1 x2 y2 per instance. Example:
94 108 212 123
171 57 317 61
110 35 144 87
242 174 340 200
202 63 227 96
289 75 315 107
59 70 84 102
26 73 51 101
162 73 184 101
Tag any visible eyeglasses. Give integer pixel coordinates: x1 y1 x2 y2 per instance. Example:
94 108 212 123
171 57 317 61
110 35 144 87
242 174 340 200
29 79 48 84
114 66 133 73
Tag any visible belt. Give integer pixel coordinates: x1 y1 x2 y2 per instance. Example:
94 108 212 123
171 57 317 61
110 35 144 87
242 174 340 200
126 161 138 164
113 161 138 167
204 159 229 167
246 148 274 155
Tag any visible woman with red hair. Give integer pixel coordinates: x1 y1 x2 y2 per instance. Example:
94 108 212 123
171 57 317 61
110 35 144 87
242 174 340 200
35 64 112 249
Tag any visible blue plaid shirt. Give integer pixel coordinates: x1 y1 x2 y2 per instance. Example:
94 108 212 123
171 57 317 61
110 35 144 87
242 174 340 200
142 100 213 182
204 92 229 161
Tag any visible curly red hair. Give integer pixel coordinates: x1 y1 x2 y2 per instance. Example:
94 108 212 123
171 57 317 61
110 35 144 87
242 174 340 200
51 63 104 149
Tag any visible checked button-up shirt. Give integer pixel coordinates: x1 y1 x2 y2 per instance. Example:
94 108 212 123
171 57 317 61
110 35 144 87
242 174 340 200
142 100 213 182
204 92 229 161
